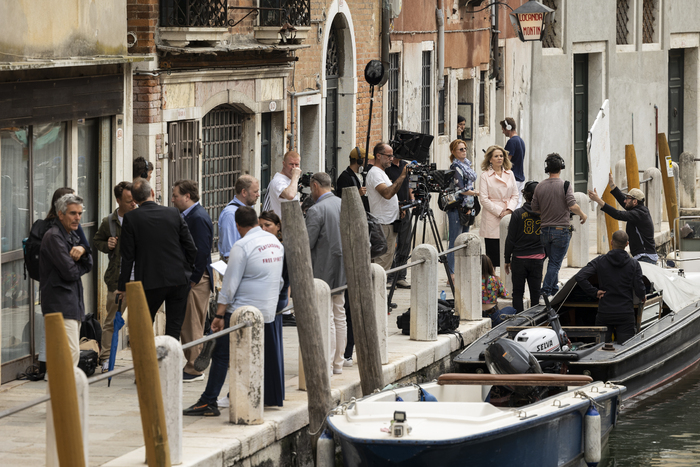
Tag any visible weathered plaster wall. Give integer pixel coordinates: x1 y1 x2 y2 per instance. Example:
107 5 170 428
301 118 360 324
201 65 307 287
0 0 127 59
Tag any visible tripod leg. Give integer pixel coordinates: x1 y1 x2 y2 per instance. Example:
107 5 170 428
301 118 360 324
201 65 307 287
425 207 455 297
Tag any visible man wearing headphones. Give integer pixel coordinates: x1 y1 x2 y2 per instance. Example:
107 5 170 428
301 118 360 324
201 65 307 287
501 118 526 206
531 153 587 299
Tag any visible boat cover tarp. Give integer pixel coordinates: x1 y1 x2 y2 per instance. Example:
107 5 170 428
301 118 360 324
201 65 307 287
639 263 700 312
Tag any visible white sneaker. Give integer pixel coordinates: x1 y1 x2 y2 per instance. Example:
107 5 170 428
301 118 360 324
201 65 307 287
101 361 110 373
333 368 343 375
343 358 353 368
217 396 230 408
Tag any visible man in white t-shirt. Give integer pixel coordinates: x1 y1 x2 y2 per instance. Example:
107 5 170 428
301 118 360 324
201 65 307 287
366 142 408 271
263 150 301 218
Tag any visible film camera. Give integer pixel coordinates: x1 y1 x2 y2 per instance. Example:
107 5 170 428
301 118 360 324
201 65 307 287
389 130 453 199
297 171 315 213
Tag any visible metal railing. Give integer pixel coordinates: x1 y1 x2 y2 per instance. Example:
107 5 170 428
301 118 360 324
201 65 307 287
159 0 311 28
0 320 251 421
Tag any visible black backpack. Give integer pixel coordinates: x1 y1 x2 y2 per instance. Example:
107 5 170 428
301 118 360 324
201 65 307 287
22 218 51 281
396 299 461 336
80 313 103 349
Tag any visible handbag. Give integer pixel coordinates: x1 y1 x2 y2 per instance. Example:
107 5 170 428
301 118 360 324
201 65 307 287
367 212 388 258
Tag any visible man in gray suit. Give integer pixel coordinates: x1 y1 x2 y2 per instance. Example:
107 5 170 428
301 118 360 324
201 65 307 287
306 172 347 375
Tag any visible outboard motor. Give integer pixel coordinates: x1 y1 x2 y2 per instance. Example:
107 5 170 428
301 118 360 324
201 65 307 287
484 338 549 406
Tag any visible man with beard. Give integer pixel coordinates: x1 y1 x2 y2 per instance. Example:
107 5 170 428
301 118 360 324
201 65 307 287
587 173 657 264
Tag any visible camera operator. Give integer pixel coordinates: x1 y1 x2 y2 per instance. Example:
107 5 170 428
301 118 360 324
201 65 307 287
366 142 408 271
336 147 370 212
386 153 414 288
263 150 301 219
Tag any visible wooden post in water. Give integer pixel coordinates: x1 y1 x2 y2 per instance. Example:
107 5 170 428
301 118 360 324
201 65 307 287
44 313 86 467
281 200 333 437
127 281 171 467
625 145 640 189
658 133 680 235
339 187 384 395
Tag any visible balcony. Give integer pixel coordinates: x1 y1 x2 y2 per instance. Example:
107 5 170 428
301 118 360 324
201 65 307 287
158 0 311 47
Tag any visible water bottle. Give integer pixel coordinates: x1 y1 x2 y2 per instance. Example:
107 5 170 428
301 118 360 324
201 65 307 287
440 290 446 301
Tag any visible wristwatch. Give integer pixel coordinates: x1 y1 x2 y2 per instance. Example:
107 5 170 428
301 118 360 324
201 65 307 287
214 314 225 320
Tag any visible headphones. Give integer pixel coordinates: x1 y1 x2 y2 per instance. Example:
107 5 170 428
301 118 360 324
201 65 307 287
544 154 566 173
505 122 512 131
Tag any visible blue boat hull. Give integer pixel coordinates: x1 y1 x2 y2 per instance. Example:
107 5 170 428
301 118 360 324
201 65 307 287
330 391 621 467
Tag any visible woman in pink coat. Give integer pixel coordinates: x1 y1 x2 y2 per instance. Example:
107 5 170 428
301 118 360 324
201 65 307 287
478 145 519 268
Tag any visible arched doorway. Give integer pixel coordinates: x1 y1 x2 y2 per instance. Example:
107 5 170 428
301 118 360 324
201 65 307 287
322 10 356 181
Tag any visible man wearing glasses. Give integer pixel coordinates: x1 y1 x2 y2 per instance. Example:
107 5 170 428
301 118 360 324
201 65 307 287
365 142 408 271
587 173 657 264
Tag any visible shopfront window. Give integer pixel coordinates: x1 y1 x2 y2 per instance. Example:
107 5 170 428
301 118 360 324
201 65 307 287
1 123 67 373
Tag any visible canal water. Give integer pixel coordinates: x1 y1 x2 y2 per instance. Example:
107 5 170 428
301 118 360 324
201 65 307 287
601 364 700 466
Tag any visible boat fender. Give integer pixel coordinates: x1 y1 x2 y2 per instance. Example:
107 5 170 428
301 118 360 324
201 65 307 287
584 404 601 466
419 387 438 402
396 395 404 401
316 429 335 467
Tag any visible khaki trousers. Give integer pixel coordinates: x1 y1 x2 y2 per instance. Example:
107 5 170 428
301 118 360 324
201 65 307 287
65 319 81 367
373 223 397 271
181 273 211 375
99 290 128 364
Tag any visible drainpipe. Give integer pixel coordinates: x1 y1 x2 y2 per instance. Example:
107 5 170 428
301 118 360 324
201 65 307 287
436 0 445 90
378 0 391 87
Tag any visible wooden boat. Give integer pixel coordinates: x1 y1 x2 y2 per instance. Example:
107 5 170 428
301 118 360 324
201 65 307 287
454 263 700 402
327 374 625 467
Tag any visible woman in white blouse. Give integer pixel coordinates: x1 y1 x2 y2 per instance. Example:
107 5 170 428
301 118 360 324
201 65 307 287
478 145 519 268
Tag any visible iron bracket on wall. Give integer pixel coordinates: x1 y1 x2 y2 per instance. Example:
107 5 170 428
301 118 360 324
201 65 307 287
227 6 286 28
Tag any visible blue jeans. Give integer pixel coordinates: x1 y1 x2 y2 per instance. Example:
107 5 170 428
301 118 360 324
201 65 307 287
200 313 231 405
483 305 517 327
540 227 572 296
447 208 469 274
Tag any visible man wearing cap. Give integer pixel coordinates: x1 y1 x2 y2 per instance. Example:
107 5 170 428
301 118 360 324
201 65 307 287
336 147 370 212
587 173 657 264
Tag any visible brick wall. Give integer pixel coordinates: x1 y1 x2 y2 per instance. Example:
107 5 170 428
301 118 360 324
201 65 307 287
133 76 162 124
290 0 384 148
127 0 158 55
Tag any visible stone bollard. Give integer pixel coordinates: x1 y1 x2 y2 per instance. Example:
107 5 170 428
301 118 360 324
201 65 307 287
229 306 265 425
596 206 608 254
46 367 89 467
643 167 663 232
454 232 482 321
155 335 183 464
410 244 438 341
499 214 512 297
568 192 590 267
679 152 696 208
371 264 389 364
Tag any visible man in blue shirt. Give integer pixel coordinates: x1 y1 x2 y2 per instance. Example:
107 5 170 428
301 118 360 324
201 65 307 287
217 175 260 260
172 179 214 383
501 117 526 206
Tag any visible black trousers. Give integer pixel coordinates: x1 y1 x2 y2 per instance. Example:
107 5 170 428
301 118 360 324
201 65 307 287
595 313 636 343
145 284 190 340
485 238 500 268
343 289 354 359
389 209 412 281
510 257 544 312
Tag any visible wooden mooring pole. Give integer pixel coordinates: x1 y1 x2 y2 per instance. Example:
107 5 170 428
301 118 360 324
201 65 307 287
127 281 171 467
44 313 86 467
339 187 384 395
281 200 333 437
658 133 680 235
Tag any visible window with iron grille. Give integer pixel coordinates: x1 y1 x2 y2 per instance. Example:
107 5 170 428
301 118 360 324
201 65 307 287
616 0 631 45
159 0 227 27
421 51 431 136
201 106 243 253
437 88 445 136
541 0 560 49
259 0 311 27
642 0 657 44
388 53 400 142
168 120 199 191
479 71 487 127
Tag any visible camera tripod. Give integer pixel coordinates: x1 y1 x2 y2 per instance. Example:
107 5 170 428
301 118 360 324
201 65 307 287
387 193 455 309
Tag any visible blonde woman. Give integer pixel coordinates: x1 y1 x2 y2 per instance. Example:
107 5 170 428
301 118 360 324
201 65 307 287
478 145 519 268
